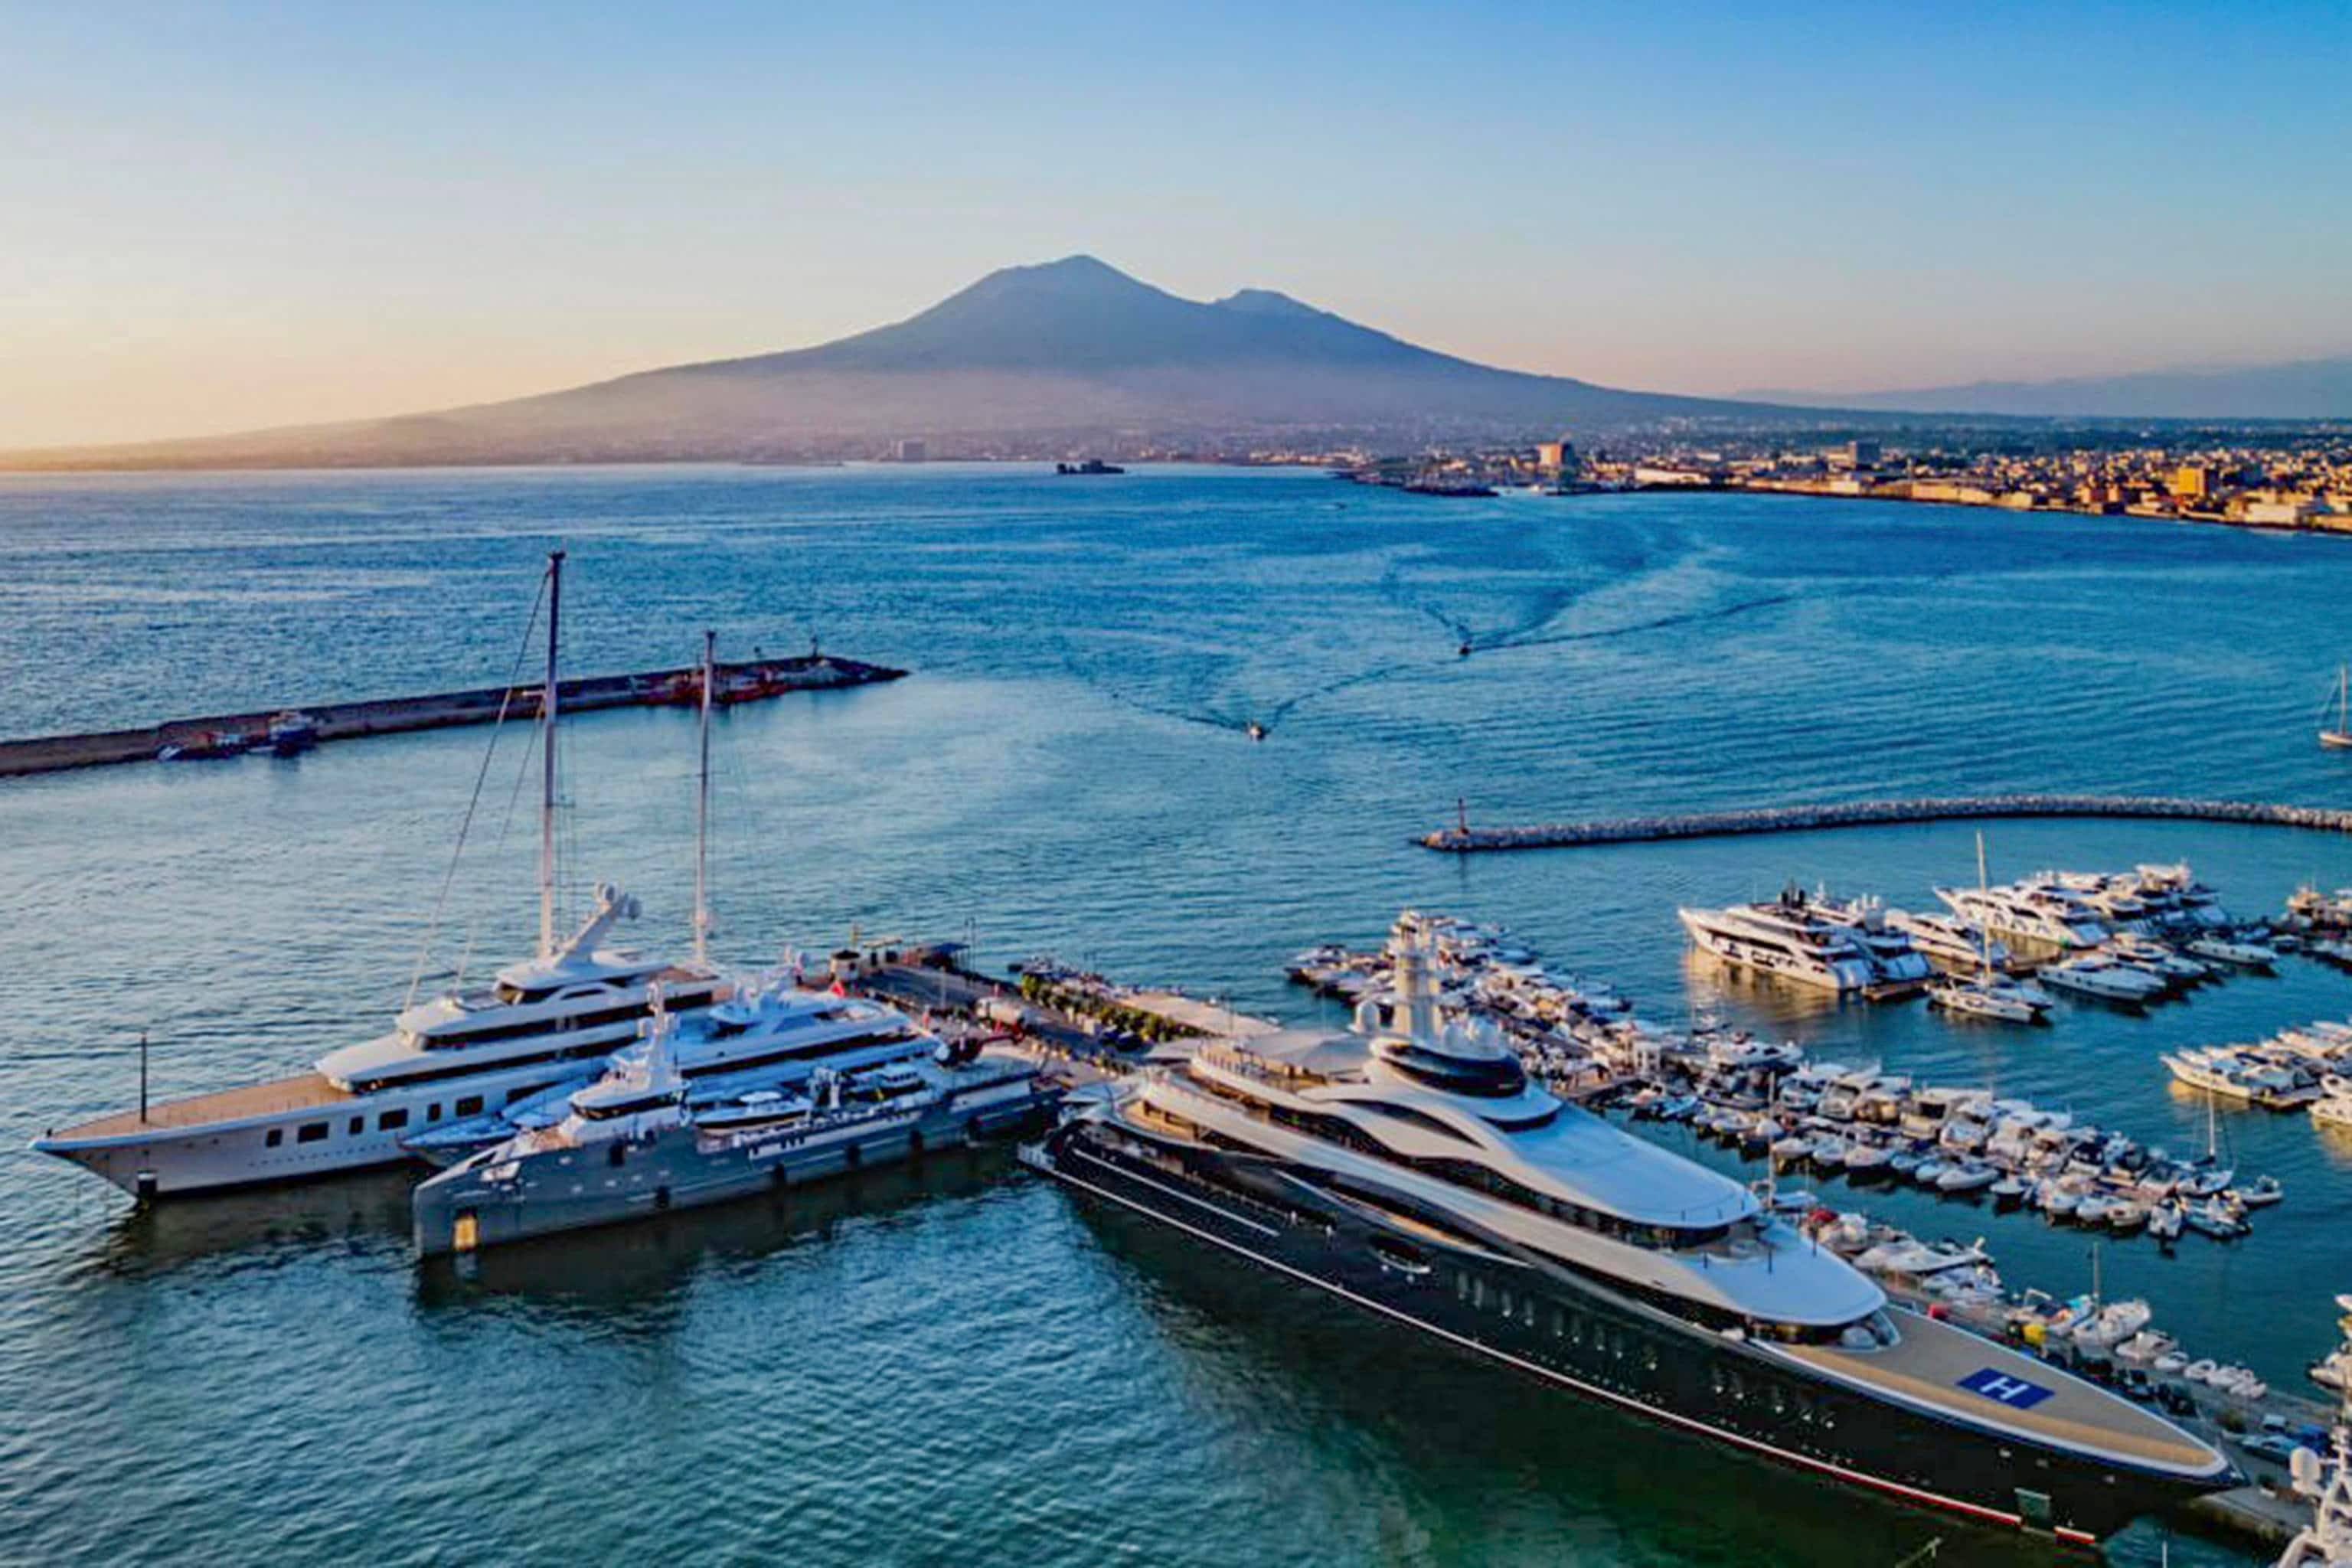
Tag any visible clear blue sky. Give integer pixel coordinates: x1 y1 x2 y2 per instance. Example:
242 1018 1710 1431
4 0 2346 443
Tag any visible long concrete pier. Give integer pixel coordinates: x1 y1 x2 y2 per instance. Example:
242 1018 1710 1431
0 654 906 779
1423 794 2352 851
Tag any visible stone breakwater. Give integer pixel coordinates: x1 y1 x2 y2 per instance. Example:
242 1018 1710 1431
1423 795 2352 851
0 654 906 778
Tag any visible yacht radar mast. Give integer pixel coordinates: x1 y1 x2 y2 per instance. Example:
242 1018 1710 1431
538 549 564 960
695 628 714 965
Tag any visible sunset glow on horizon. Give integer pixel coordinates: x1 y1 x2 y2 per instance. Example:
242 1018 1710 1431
5 0 2347 447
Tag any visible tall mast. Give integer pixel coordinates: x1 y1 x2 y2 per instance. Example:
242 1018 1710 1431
695 628 714 965
1976 831 1994 978
539 550 564 959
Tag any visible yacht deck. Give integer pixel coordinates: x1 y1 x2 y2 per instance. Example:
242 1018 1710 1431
42 1073 351 1143
1775 1308 2226 1475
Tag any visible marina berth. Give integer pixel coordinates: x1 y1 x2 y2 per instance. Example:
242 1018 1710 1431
1290 910 2290 1247
1037 928 2234 1542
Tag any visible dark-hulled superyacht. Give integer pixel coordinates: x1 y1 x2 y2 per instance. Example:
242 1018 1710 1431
1024 932 2233 1544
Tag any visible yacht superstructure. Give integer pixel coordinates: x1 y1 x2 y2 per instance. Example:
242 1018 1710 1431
1678 886 1923 994
1027 930 2233 1542
411 995 1057 1253
1935 880 2109 952
400 961 925 1163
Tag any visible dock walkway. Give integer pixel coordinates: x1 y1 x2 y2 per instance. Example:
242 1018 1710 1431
1425 794 2352 852
0 654 906 779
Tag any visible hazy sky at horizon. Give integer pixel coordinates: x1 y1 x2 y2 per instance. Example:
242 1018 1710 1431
5 0 2347 446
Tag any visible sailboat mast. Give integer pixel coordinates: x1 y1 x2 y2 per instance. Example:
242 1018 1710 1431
695 628 714 965
539 550 564 959
1976 831 1994 978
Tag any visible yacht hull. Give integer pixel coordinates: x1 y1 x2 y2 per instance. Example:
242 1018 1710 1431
1679 916 1868 994
413 1072 1059 1254
29 1060 598 1198
1031 1121 2229 1545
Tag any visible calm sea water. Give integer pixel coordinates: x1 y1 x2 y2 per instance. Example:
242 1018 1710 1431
5 465 2352 1566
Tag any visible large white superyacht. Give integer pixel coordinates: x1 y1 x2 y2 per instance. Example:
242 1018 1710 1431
31 552 723 1198
1026 930 2233 1543
1935 878 2109 951
1677 886 1923 994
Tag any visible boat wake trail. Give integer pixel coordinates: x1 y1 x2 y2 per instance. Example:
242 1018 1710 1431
1046 561 1798 742
1254 590 1802 733
1486 590 1797 653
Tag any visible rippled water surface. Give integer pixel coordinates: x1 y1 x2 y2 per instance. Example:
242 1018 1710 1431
6 465 2352 1566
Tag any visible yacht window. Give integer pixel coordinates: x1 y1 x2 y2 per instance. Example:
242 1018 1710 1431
428 1103 442 1122
455 1095 484 1118
296 1122 328 1144
378 1109 409 1132
1380 1044 1528 1099
348 1117 364 1136
266 1128 283 1148
607 1145 626 1168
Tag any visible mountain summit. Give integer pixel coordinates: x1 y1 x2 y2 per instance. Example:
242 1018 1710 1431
2 256 1798 470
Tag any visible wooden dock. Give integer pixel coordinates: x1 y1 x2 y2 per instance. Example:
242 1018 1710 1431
0 654 906 779
1424 794 2352 852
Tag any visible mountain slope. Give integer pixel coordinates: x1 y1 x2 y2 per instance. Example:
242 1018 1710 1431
5 256 1828 470
1743 356 2352 420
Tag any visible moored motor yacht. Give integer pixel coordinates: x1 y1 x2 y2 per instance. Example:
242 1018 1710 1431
31 882 724 1199
413 996 1058 1254
1024 926 2233 1542
2039 954 2166 1004
1677 887 1879 994
400 962 932 1164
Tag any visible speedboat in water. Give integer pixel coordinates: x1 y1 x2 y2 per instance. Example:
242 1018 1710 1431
1024 926 2235 1544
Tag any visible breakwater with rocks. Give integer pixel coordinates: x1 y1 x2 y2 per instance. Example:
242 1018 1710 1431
1425 795 2352 852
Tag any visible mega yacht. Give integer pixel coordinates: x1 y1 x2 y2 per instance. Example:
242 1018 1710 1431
1025 930 2232 1543
400 961 928 1164
1883 909 2012 972
1806 892 1935 987
2163 1047 2318 1109
31 554 725 1198
1677 887 1880 994
31 884 721 1199
410 992 1057 1254
1935 882 2108 952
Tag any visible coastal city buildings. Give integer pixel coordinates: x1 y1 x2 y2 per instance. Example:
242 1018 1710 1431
1311 429 2352 533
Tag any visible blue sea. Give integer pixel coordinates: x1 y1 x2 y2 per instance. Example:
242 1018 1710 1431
5 464 2350 1565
